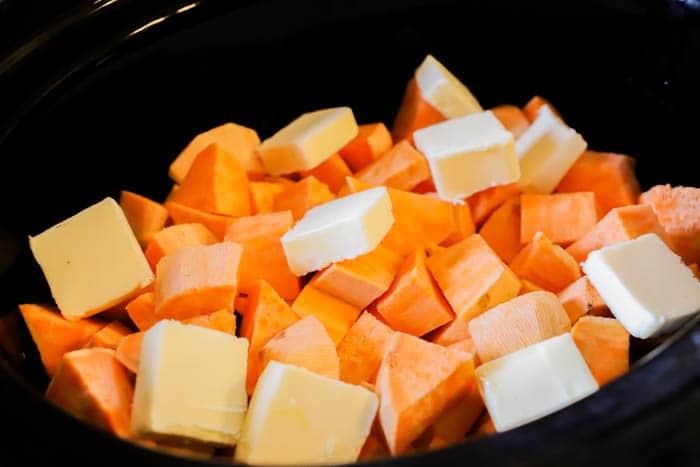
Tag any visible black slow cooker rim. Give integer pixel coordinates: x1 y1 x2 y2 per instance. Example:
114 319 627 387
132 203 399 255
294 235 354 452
2 0 700 466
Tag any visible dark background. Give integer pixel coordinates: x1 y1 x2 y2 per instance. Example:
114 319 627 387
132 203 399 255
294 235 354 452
1 0 700 466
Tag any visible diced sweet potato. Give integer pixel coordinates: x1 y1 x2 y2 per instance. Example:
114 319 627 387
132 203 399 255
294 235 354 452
468 291 571 363
46 348 134 437
249 181 286 215
299 154 352 193
337 312 394 385
376 332 474 454
260 316 339 379
19 304 105 377
375 249 454 336
426 234 521 323
566 204 671 263
339 123 393 172
571 316 629 385
391 78 445 143
311 245 402 309
509 232 582 293
274 176 335 220
170 143 250 217
490 105 529 138
558 276 609 323
240 280 300 393
467 183 521 227
639 184 700 264
224 211 300 301
119 191 169 249
520 192 598 245
84 321 132 350
356 140 431 192
144 223 218 271
556 150 641 216
479 197 521 263
291 285 362 345
125 292 157 331
154 242 242 320
164 202 234 240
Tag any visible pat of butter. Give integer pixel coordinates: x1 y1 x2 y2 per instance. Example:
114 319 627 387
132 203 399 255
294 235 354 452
235 361 378 465
258 107 359 175
415 54 483 118
413 111 520 201
281 187 394 276
131 320 249 445
476 333 598 432
582 233 700 339
29 197 153 320
515 105 587 194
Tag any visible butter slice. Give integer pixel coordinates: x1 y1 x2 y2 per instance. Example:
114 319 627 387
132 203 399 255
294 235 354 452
515 105 587 194
582 233 700 339
281 187 393 276
415 54 483 118
29 197 153 320
258 107 359 175
131 320 248 445
476 333 598 432
235 361 378 465
413 111 520 201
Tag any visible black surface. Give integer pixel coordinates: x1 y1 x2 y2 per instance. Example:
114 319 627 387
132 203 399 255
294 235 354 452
0 0 699 466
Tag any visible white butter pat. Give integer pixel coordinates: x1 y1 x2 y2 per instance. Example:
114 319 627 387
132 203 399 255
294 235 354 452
257 107 359 175
29 197 153 320
582 233 700 339
131 320 248 445
235 361 378 465
413 111 520 201
415 54 483 118
476 333 598 432
281 186 393 276
515 105 587 194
